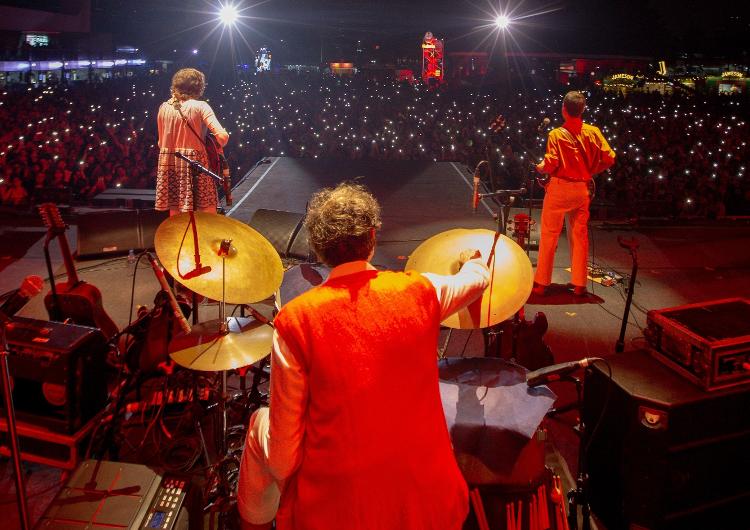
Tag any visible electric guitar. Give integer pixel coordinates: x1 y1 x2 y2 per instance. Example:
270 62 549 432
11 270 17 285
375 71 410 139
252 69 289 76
39 203 119 340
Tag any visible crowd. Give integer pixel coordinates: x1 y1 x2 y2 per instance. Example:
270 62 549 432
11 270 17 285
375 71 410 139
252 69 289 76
1 72 748 218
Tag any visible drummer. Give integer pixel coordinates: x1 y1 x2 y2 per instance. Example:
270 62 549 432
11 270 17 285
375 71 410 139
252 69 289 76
237 182 490 530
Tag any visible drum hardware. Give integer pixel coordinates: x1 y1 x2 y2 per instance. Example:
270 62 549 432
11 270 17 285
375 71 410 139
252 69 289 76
0 303 31 530
154 210 282 530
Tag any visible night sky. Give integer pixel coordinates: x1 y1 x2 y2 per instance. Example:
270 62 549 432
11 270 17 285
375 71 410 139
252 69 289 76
10 0 750 61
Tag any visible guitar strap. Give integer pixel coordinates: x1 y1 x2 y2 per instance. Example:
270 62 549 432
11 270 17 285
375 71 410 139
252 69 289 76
172 99 209 151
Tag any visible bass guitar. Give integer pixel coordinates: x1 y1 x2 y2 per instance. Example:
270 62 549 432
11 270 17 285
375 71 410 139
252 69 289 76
39 203 119 340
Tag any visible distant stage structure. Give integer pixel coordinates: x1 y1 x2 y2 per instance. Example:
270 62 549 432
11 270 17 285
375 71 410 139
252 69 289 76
255 47 271 72
421 31 444 86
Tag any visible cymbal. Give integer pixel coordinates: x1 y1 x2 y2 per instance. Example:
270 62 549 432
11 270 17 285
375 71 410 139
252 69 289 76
406 228 533 329
169 317 273 371
155 212 283 304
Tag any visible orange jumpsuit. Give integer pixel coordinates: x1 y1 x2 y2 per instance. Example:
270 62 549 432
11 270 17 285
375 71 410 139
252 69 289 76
535 118 616 288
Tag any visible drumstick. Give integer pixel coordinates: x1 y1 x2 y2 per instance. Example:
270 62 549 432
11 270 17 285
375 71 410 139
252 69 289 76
469 489 490 530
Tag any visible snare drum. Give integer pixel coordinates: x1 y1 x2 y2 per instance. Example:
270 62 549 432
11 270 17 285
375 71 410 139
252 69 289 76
439 357 556 487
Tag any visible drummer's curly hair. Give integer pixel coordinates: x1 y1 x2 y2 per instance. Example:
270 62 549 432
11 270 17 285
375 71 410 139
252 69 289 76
305 183 382 267
171 68 206 101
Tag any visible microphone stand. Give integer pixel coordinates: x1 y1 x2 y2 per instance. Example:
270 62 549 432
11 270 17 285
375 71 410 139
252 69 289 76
0 309 31 530
615 237 640 353
173 153 225 324
480 186 527 359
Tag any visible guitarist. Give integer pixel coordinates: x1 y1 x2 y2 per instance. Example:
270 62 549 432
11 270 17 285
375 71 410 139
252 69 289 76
156 68 229 216
532 91 616 297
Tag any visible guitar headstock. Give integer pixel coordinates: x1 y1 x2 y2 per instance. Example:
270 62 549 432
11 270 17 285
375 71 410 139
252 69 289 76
489 115 506 134
38 203 67 232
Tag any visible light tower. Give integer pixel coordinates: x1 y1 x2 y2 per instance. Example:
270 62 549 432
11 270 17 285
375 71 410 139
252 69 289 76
421 31 444 86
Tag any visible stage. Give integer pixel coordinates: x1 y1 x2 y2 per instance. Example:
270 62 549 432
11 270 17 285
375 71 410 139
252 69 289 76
2 157 750 528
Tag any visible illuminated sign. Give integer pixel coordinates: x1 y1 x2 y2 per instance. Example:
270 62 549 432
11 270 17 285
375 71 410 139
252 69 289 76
658 61 667 76
611 73 634 81
722 71 744 79
25 34 49 47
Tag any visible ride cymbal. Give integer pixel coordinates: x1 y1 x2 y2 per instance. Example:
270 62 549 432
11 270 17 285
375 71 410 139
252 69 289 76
155 212 283 304
169 317 273 371
406 228 533 329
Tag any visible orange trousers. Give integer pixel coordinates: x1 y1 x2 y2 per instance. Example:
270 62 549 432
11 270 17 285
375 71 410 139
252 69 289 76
534 178 590 288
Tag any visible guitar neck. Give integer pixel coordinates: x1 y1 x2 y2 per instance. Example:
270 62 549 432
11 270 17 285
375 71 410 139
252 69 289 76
55 229 80 285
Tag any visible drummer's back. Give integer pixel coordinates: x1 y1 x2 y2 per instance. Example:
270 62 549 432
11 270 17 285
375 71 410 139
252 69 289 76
273 267 468 530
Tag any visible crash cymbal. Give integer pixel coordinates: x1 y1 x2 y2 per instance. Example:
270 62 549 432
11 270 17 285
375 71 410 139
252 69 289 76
406 228 533 329
155 212 283 304
169 317 273 371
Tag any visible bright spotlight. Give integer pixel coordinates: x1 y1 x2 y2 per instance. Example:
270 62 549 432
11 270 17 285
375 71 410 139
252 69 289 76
495 14 511 29
219 4 239 26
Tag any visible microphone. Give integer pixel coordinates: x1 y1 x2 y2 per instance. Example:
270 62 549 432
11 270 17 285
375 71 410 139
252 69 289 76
526 357 598 387
0 275 44 318
537 117 551 132
145 253 192 335
174 151 193 164
472 160 487 212
181 265 212 280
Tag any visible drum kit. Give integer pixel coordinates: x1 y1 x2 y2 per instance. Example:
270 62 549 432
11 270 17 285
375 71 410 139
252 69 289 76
139 210 538 527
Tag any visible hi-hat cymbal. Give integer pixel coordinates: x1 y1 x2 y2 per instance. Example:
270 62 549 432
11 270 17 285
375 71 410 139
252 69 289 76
406 228 533 329
169 317 273 371
155 212 283 304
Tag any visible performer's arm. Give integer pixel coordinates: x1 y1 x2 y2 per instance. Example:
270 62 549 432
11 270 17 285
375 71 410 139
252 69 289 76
536 131 560 174
199 102 230 147
593 128 616 174
267 331 308 481
423 256 490 321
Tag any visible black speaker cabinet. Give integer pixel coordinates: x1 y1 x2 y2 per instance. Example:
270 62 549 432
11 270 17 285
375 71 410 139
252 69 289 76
76 209 168 259
3 317 109 434
248 208 311 260
583 349 750 530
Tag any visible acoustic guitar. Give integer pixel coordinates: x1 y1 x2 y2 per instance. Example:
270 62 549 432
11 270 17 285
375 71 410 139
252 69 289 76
39 203 119 340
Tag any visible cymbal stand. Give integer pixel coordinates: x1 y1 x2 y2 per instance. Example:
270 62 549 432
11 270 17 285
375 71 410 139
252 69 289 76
0 309 31 530
216 238 233 455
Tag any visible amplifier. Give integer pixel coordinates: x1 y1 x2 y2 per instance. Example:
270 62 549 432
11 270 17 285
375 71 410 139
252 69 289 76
36 459 193 530
645 298 750 391
3 317 109 433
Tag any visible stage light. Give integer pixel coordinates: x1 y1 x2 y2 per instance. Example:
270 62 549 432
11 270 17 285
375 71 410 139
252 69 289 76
219 3 239 26
495 14 511 29
192 49 199 55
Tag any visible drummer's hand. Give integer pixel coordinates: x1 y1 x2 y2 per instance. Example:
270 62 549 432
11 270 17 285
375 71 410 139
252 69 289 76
458 249 482 266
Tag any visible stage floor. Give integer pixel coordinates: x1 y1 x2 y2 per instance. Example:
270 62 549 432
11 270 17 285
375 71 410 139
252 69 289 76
2 157 750 528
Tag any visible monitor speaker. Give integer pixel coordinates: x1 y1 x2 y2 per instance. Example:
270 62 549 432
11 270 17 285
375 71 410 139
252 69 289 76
582 349 750 530
248 208 311 260
76 209 168 259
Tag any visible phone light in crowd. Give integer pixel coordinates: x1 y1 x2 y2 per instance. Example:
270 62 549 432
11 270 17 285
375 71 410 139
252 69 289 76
495 14 511 29
218 3 239 26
